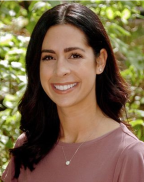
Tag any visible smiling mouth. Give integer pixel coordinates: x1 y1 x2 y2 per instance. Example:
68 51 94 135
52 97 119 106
53 83 77 91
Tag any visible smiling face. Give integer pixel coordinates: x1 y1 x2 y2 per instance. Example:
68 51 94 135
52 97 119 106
40 24 100 109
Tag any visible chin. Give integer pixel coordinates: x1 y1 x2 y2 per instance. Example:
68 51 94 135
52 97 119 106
55 99 78 109
56 102 74 108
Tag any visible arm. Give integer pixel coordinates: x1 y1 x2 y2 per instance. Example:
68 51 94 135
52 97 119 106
114 141 144 182
1 133 26 182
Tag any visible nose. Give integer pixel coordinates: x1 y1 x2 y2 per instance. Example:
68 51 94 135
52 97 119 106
54 58 71 77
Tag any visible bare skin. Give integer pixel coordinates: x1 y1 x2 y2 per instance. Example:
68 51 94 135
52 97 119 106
58 103 120 143
40 24 120 144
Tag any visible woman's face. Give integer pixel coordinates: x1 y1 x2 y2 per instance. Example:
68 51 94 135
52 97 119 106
40 24 101 108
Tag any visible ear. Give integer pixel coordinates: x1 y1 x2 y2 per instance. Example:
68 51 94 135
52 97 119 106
96 49 107 75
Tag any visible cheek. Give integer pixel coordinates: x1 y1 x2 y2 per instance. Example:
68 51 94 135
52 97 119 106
80 60 96 77
40 65 45 83
81 62 96 87
40 63 51 85
40 65 52 97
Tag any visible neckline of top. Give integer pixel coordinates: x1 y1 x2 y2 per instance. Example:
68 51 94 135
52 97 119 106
57 123 125 147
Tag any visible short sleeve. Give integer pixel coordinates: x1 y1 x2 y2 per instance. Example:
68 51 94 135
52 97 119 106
113 141 144 182
1 133 26 182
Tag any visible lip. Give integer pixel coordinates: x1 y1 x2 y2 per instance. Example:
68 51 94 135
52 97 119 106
51 82 78 94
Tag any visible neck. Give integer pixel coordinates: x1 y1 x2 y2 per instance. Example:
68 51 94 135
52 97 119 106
57 101 105 143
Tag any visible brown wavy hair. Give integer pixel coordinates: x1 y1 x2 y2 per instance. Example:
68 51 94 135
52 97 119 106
10 3 129 178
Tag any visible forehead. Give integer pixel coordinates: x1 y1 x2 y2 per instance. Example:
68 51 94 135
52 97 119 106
42 24 89 49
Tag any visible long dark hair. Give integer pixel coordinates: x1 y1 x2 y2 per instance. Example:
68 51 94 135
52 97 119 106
10 3 129 178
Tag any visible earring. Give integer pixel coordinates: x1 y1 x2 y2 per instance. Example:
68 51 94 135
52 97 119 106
99 68 102 72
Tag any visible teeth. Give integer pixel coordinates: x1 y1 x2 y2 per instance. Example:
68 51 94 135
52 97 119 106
54 83 77 91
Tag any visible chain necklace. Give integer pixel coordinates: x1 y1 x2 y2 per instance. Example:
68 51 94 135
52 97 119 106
61 142 85 165
60 118 102 165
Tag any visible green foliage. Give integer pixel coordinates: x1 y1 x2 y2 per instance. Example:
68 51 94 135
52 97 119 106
0 0 144 177
122 66 144 140
0 29 27 176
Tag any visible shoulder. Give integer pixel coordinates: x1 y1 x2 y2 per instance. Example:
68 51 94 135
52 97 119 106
109 123 144 162
1 133 27 182
14 132 27 148
117 124 144 168
113 141 144 182
119 123 141 145
113 126 144 182
119 123 144 155
120 140 144 161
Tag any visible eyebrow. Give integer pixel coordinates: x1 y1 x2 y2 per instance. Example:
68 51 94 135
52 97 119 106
41 47 85 54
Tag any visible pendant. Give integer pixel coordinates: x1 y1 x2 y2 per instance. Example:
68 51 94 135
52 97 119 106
66 161 70 165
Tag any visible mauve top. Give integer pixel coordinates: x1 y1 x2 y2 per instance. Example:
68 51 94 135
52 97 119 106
2 123 144 182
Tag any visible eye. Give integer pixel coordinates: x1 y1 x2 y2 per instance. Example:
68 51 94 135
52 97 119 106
70 53 82 59
42 55 55 61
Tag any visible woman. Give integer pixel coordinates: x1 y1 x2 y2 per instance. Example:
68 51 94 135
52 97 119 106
2 3 144 182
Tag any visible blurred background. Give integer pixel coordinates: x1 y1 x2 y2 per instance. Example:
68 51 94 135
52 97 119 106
0 0 144 176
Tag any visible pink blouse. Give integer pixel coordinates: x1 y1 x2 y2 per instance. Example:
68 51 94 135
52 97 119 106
2 123 144 182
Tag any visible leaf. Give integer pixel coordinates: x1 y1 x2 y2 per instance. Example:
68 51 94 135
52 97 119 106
5 138 13 149
122 8 131 20
130 119 144 127
11 62 22 69
106 7 115 20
